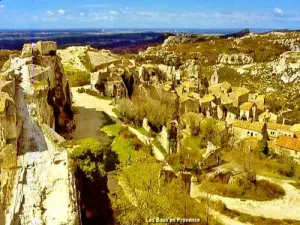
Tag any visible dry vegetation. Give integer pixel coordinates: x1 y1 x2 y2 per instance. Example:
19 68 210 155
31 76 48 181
200 179 285 201
212 200 300 225
116 87 176 132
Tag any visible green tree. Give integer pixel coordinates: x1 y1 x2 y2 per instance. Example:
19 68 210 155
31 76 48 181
259 139 269 156
71 138 108 180
111 151 216 225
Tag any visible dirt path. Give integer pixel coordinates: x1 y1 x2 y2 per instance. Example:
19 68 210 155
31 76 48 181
191 175 300 221
71 87 171 169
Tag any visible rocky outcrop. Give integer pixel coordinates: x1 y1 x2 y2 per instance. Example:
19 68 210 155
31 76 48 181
5 125 79 225
199 142 221 170
273 38 300 52
162 34 205 47
268 51 300 83
218 53 254 65
206 163 257 189
0 41 78 225
221 29 250 39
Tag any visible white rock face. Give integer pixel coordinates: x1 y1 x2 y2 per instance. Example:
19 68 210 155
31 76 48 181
218 53 254 65
5 125 79 225
158 126 169 152
268 51 300 83
1 42 78 225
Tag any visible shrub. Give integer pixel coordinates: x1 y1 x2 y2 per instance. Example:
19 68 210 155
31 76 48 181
66 69 90 87
118 126 135 139
130 137 143 150
71 138 107 180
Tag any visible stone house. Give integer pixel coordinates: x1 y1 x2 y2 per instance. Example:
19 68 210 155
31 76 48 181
232 120 266 139
258 110 278 123
180 95 199 115
199 94 215 117
210 69 219 86
291 124 300 135
239 102 257 121
254 94 266 111
209 81 232 95
91 66 127 98
209 86 233 106
182 81 197 93
226 111 237 124
229 87 249 107
266 122 294 140
274 136 300 160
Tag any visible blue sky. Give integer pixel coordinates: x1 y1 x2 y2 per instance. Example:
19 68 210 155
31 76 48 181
0 0 299 29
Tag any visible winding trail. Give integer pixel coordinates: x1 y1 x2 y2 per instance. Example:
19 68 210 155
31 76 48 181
191 175 300 221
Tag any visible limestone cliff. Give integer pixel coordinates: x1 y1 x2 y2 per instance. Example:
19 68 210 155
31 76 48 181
0 41 79 225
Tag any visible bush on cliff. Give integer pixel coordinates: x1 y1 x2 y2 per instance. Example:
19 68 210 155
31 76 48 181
71 138 118 180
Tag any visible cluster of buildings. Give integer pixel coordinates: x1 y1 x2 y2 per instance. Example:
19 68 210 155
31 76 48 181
166 69 300 160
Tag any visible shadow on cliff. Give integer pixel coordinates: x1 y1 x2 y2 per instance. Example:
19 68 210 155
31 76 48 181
15 85 48 155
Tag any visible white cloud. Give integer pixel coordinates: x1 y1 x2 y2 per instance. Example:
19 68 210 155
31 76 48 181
274 7 283 15
110 10 118 15
0 5 5 9
58 9 65 15
80 12 85 17
46 10 54 15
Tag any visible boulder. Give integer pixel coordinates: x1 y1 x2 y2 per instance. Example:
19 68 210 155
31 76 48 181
36 41 57 55
21 43 33 58
218 53 254 65
207 169 233 184
228 174 255 190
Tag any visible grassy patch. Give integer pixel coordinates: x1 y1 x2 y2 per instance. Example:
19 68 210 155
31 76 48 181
201 179 285 201
102 124 122 137
64 67 90 87
111 136 135 165
182 136 206 154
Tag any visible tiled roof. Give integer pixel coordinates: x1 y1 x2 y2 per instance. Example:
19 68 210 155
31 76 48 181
221 81 232 90
189 92 200 100
276 136 300 152
233 87 249 97
267 122 291 131
180 94 193 103
233 120 265 132
239 102 254 111
182 81 196 88
200 94 215 104
291 124 300 133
